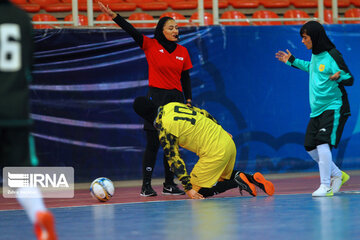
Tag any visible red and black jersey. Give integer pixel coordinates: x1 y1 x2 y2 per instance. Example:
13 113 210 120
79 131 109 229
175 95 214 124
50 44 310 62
112 14 193 100
142 35 192 92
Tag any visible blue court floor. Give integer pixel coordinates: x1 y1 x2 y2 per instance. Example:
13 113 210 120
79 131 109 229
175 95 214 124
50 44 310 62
1 191 360 240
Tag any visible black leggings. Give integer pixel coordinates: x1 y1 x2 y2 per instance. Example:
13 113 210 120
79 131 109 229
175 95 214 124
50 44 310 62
142 87 185 185
142 130 174 185
198 171 239 198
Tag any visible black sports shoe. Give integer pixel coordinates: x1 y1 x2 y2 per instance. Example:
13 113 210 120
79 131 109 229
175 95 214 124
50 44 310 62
243 172 275 196
234 172 257 197
162 183 185 195
140 184 157 197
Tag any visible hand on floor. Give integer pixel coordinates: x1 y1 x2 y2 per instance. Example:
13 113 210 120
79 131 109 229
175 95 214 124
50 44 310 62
186 189 204 199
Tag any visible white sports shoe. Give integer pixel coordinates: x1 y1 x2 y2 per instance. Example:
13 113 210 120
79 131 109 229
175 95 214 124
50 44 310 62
312 184 333 197
331 171 350 193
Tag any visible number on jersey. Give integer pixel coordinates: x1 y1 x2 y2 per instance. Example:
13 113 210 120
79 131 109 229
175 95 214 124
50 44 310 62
173 105 196 125
0 24 21 72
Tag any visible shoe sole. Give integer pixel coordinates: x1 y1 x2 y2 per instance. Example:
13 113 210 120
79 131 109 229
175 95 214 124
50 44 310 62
253 172 275 196
140 193 157 197
312 193 334 197
312 191 334 197
162 192 185 195
239 173 257 197
34 211 57 240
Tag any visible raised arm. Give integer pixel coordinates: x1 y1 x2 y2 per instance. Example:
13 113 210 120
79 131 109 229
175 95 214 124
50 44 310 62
98 1 143 47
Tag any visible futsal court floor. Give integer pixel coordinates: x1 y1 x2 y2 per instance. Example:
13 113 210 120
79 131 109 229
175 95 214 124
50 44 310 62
1 171 359 240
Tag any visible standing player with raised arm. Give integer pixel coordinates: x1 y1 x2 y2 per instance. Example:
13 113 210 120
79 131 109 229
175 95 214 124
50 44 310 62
98 2 193 197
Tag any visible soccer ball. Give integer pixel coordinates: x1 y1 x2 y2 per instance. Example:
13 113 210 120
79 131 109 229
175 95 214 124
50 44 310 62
90 177 115 202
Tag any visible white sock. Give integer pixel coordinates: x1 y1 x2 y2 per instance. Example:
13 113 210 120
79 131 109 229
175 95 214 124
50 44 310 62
307 149 319 162
330 162 342 178
308 148 341 178
317 144 332 187
16 187 46 224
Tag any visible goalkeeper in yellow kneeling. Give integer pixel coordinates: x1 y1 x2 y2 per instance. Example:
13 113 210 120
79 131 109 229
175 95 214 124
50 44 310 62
133 97 275 199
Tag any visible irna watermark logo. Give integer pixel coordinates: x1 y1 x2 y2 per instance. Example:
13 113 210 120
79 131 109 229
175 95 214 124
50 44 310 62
3 167 74 198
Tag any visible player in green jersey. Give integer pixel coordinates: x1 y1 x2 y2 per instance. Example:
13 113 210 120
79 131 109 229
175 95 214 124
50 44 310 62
276 21 353 197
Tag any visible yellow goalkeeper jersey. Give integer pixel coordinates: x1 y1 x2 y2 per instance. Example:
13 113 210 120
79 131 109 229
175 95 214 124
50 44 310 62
154 102 227 191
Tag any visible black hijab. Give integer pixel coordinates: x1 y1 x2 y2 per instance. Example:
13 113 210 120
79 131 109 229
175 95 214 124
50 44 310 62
300 21 335 55
154 17 177 53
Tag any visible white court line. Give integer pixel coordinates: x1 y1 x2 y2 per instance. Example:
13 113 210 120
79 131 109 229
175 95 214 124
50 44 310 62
2 190 359 212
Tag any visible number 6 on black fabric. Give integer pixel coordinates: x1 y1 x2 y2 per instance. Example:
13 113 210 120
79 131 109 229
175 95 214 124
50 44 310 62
0 24 21 72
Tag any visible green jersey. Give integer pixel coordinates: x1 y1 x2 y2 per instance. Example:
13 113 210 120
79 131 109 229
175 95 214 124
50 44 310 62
287 49 353 117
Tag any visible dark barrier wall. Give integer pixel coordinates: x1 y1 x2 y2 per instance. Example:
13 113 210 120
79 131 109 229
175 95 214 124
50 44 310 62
32 25 360 181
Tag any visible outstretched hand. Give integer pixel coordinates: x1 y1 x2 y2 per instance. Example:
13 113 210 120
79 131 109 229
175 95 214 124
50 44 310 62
329 71 341 81
98 1 116 19
275 49 292 63
186 189 204 199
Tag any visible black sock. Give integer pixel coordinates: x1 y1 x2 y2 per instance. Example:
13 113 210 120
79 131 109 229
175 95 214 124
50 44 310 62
230 170 238 179
198 180 238 198
232 170 254 182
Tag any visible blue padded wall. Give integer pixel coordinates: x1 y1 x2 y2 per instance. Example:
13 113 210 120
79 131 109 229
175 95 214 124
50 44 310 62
32 25 360 181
